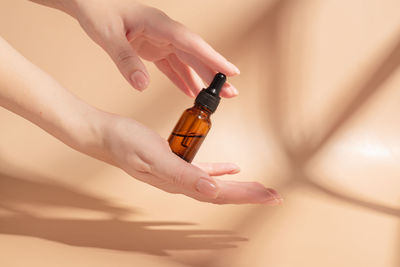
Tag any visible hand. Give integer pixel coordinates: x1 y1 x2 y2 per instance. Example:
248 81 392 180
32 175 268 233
67 0 240 97
100 114 282 204
0 36 281 205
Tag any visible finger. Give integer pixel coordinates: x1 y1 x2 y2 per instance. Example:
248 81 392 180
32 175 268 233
106 35 149 91
167 54 205 96
136 159 282 204
174 32 240 76
212 180 283 205
151 177 283 205
193 162 240 176
154 59 194 97
175 49 239 98
151 153 220 199
152 18 240 76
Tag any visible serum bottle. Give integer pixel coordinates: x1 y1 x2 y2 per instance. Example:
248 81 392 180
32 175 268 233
168 73 226 162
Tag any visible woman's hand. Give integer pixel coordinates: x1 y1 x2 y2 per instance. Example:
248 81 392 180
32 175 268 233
0 36 281 205
100 114 282 204
32 0 240 97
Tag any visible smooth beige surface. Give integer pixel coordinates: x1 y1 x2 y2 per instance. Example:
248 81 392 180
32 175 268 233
1 0 400 266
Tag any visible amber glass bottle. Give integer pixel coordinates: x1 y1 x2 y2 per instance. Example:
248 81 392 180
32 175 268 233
168 73 226 162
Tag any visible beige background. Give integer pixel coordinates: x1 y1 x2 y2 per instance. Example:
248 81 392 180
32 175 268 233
1 0 400 266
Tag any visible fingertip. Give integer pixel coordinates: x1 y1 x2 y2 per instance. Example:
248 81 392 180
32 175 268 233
192 162 240 176
221 62 240 76
185 89 196 98
228 168 240 174
130 70 149 91
226 163 240 174
229 62 240 75
267 188 283 200
263 188 283 205
229 84 239 96
220 84 239 98
242 183 282 205
220 89 234 98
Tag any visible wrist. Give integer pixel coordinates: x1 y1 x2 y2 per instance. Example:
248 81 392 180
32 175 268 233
29 0 81 18
55 0 81 18
74 107 118 166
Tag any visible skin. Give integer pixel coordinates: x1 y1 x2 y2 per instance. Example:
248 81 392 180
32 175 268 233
30 0 240 97
0 0 283 204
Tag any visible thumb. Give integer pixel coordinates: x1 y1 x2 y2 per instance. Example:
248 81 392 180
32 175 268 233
106 36 149 91
153 155 220 199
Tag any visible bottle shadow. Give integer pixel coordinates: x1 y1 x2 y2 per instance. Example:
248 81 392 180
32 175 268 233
0 172 246 256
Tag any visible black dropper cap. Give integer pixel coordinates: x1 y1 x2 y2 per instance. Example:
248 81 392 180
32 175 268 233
195 73 226 113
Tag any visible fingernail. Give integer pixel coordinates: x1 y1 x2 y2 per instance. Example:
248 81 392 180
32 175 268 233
229 63 240 74
226 163 240 174
230 85 239 96
228 167 240 174
196 178 219 198
263 190 283 205
130 71 148 91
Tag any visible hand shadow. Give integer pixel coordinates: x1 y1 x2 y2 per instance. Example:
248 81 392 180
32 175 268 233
0 172 247 256
0 215 245 256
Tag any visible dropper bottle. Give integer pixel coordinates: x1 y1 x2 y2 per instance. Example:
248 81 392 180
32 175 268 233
168 73 226 162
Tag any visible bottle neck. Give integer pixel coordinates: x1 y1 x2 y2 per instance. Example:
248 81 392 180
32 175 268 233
194 103 213 116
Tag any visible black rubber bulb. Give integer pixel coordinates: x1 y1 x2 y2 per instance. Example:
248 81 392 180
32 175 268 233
194 72 226 113
206 73 226 96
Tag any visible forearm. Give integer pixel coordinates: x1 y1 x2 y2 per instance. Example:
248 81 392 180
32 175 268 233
28 0 80 17
0 36 111 164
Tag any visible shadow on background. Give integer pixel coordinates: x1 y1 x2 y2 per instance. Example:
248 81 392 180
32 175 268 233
185 0 400 266
1 0 400 264
0 173 132 217
0 171 246 256
0 215 245 256
232 0 400 227
260 1 400 216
